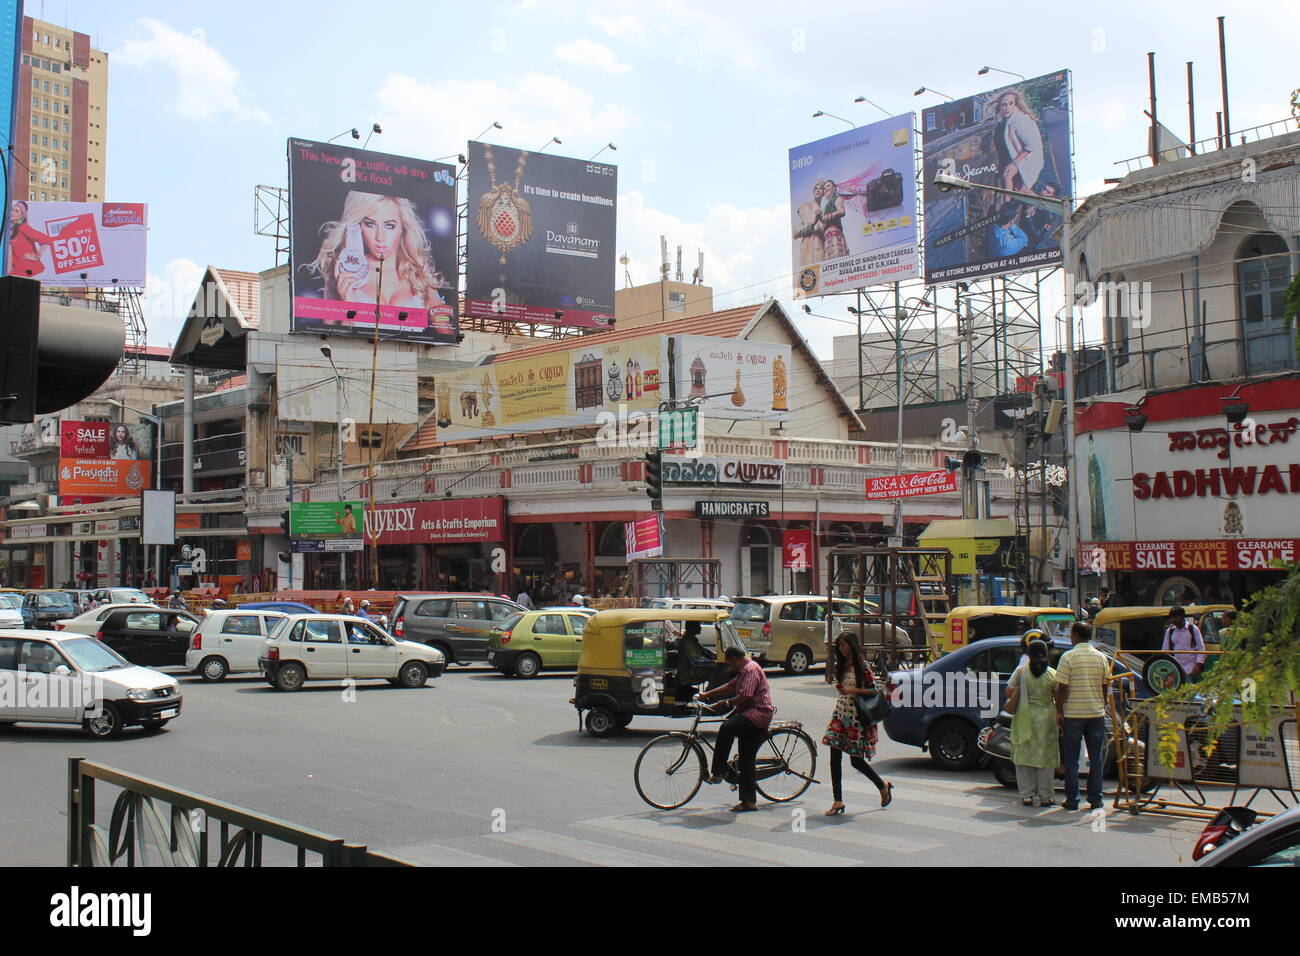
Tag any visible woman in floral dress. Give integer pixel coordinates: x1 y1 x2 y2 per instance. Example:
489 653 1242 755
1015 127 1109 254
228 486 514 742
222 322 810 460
823 633 894 814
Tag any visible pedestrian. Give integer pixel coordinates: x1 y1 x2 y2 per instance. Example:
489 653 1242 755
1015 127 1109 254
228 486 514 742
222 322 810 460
342 597 355 615
1218 610 1240 651
1098 586 1112 609
697 647 774 812
1007 638 1059 807
1160 605 1206 682
516 588 534 609
823 632 893 814
1054 621 1111 811
1016 628 1046 673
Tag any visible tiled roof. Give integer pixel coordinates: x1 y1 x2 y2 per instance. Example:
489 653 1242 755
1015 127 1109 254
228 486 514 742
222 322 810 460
213 374 248 392
484 303 765 364
211 268 261 329
400 412 440 453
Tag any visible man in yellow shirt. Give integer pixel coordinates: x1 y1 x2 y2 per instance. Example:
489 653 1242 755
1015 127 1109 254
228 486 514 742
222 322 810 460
1054 621 1109 810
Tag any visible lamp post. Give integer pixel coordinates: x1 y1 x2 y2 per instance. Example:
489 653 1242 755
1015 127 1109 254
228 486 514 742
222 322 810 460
978 66 1026 81
811 110 854 128
852 96 893 118
321 346 347 590
932 171 1078 605
537 136 562 152
590 142 617 161
913 86 954 100
107 399 161 588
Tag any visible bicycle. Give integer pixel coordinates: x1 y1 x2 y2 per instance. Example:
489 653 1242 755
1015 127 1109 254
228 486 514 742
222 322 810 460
633 701 819 810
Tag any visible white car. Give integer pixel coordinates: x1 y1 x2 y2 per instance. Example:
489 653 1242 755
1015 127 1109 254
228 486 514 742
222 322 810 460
0 593 23 628
55 602 163 636
258 614 446 691
185 609 288 680
647 597 734 644
0 629 182 739
91 588 152 606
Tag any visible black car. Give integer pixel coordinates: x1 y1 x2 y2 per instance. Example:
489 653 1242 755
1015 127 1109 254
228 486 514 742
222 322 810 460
96 607 200 668
20 590 81 629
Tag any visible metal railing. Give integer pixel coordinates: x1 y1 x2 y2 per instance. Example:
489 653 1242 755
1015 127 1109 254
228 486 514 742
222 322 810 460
1113 116 1300 173
67 758 417 867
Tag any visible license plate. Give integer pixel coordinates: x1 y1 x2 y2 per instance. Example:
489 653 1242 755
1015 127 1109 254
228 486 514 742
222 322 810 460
159 708 178 719
738 628 752 639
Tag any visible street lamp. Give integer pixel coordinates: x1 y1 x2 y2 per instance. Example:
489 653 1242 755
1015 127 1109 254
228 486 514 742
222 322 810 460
321 346 347 589
913 86 954 100
932 170 1079 605
474 121 503 140
538 136 562 152
978 66 1026 81
590 142 617 160
811 110 854 128
852 96 892 118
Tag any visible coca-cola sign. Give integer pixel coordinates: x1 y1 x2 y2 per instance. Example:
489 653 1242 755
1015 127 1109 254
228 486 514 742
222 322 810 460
865 469 959 500
363 497 505 545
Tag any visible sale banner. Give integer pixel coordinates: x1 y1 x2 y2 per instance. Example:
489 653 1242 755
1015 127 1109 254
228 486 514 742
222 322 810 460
865 469 959 500
58 459 151 498
60 421 110 458
6 202 147 286
47 212 105 273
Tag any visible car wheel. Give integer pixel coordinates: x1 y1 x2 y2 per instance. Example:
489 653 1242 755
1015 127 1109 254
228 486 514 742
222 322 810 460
928 717 979 771
398 661 428 688
197 655 228 681
514 652 542 679
585 706 618 737
784 645 812 675
432 642 454 666
84 702 124 740
992 759 1018 789
274 662 306 691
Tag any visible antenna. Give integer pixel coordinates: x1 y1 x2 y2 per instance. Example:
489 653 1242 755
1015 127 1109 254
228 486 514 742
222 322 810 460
694 250 705 285
659 236 669 279
675 245 683 282
619 251 632 289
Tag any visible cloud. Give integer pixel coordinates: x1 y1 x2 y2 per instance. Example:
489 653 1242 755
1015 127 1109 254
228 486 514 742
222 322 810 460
588 0 757 71
142 257 206 349
372 72 635 159
114 19 269 123
553 38 632 75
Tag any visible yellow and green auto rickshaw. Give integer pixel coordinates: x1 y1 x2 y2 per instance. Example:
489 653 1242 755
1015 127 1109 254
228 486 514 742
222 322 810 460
933 605 1076 656
1091 604 1235 692
572 608 744 737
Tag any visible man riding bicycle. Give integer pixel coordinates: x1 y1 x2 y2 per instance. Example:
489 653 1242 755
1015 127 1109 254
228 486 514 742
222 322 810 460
696 647 774 812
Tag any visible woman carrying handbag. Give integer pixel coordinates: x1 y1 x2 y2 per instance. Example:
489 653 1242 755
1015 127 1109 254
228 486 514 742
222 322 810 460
823 632 894 815
1006 638 1059 807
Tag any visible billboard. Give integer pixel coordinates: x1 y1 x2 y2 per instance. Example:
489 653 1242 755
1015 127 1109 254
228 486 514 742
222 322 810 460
434 334 662 442
921 70 1072 285
789 113 919 297
58 459 152 498
672 335 791 422
465 141 616 329
625 515 664 561
0 0 20 268
59 420 152 461
287 138 459 345
6 202 148 286
865 469 959 500
141 489 177 546
290 501 365 552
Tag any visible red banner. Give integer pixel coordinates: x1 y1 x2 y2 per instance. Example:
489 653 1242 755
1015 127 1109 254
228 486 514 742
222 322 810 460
363 497 506 545
625 515 663 560
1080 539 1299 573
60 421 110 458
865 469 958 500
48 212 106 274
783 529 813 570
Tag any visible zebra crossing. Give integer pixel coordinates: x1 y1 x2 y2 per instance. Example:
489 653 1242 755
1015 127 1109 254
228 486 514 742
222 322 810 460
382 770 1181 867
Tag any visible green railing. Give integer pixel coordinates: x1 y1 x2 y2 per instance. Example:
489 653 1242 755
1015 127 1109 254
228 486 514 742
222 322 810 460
67 757 417 867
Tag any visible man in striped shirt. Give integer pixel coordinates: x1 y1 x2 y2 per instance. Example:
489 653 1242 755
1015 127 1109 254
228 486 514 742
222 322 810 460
1054 621 1111 811
698 647 774 812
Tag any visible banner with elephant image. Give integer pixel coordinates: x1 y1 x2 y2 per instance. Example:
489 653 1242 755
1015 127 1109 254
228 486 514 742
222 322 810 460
433 334 664 441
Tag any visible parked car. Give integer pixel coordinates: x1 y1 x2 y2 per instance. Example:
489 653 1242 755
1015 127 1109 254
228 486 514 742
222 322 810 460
487 608 590 677
90 587 152 607
234 601 320 615
1194 804 1300 866
184 609 289 680
56 602 163 636
0 593 24 628
391 593 524 665
727 594 906 675
95 608 201 668
258 614 445 690
884 635 1130 771
0 629 182 738
20 590 82 629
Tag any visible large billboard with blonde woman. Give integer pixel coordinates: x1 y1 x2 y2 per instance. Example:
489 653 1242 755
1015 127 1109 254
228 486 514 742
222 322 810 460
920 70 1072 285
287 138 460 345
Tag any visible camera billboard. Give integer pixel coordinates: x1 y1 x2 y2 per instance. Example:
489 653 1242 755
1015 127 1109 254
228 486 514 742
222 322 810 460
464 141 617 330
789 113 919 298
287 138 460 345
921 70 1073 285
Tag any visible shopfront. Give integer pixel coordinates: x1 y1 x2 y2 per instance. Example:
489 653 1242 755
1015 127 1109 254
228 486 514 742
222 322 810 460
362 497 507 592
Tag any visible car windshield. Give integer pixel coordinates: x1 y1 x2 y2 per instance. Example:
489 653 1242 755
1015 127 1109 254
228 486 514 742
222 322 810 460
113 590 149 603
0 594 21 609
729 600 770 623
1037 614 1075 640
500 613 524 631
38 594 75 608
266 617 291 640
59 637 130 672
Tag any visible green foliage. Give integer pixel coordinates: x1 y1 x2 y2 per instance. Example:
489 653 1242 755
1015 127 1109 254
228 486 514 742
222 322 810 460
1153 561 1300 764
1285 270 1300 366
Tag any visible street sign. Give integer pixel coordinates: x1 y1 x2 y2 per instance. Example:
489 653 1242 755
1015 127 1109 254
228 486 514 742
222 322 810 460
658 406 698 452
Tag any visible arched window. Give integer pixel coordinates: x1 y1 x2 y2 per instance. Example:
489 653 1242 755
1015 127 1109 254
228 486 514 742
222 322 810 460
1237 233 1295 375
515 525 555 558
596 522 625 557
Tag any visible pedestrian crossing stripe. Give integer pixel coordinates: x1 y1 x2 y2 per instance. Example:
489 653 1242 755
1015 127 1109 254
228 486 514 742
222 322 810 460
489 829 688 867
581 815 862 867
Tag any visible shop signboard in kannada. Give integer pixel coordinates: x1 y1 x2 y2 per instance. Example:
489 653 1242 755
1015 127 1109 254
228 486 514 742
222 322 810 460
664 458 784 487
865 469 959 500
672 335 791 422
625 514 663 561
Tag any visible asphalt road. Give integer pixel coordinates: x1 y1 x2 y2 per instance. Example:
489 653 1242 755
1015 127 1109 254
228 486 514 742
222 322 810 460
1 662 1209 867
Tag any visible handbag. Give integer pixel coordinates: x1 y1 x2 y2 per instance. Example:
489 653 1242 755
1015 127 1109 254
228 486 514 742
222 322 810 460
853 672 893 723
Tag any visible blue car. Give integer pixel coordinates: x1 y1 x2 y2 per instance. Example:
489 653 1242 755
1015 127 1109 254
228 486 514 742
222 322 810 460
884 636 1129 771
235 601 319 615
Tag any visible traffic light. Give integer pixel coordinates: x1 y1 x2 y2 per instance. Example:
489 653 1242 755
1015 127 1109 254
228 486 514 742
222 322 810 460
644 451 663 512
279 511 291 536
0 276 125 424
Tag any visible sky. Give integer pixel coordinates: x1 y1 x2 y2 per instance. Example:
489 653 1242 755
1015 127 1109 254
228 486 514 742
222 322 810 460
37 0 1300 359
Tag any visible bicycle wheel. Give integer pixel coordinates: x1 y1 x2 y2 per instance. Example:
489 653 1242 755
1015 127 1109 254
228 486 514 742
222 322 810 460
634 733 708 810
756 727 817 803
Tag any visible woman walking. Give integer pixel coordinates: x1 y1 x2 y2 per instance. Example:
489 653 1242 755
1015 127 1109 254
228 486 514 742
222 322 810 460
823 633 894 814
1008 638 1059 807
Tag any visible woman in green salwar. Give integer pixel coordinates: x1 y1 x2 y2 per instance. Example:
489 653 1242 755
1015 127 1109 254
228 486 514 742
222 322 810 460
1007 639 1059 807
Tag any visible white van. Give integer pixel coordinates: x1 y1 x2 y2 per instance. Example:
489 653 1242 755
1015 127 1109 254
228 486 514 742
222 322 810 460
0 630 182 739
185 609 288 680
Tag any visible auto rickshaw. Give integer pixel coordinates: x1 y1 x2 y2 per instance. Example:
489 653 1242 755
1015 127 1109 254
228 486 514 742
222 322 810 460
573 608 743 737
1091 604 1234 693
933 605 1076 656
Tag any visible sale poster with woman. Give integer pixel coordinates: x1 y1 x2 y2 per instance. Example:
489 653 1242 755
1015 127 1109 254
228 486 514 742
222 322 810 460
5 201 147 286
287 138 460 345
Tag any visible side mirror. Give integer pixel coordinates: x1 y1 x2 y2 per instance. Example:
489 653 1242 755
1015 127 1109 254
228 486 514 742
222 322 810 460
53 665 72 677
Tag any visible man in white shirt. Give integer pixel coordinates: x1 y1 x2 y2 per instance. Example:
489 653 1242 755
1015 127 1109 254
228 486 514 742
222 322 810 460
515 590 534 610
1160 606 1206 679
